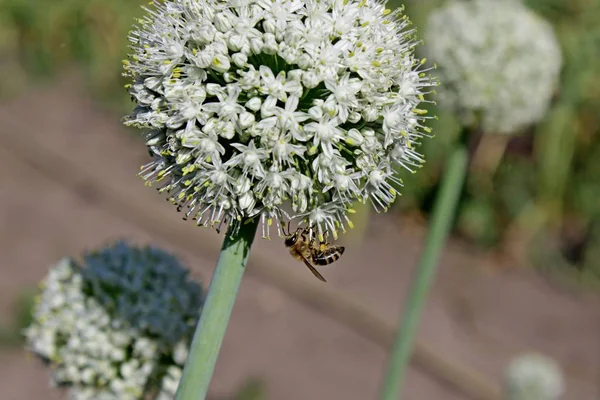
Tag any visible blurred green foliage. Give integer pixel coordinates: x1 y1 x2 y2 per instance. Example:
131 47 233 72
0 289 35 348
0 0 146 108
0 0 598 284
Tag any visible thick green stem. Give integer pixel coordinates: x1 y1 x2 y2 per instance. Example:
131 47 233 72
379 146 468 400
176 218 259 400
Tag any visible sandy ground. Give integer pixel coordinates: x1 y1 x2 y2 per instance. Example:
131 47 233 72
0 79 598 400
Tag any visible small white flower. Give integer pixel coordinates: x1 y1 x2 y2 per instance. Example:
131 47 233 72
364 166 403 212
227 140 269 179
425 0 562 134
257 95 309 141
204 85 245 122
272 137 306 166
259 66 303 103
24 242 204 400
304 113 344 158
324 73 362 122
125 0 435 238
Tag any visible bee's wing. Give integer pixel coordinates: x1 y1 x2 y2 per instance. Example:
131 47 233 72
300 255 327 282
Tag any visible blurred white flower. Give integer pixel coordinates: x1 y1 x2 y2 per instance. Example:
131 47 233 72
23 242 204 400
124 0 435 239
425 0 562 134
506 353 565 400
156 366 184 400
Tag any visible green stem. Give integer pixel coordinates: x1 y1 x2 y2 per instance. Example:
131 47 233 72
379 146 468 400
176 218 259 400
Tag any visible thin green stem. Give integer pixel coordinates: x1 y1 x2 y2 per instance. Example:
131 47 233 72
176 218 259 400
379 146 468 400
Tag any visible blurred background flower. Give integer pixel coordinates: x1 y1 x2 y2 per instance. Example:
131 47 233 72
425 0 562 135
24 241 204 400
505 353 565 400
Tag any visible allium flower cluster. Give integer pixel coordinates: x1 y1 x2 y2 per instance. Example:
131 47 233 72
24 242 204 400
425 0 562 134
505 353 565 400
124 0 434 238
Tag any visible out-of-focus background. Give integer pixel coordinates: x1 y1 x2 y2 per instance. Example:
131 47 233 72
0 0 598 399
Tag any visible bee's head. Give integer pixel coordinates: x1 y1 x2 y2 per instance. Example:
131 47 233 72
284 231 299 247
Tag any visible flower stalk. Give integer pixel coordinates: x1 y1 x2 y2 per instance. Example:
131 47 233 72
176 217 259 400
379 146 468 400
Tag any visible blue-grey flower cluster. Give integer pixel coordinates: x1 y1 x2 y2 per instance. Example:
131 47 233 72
425 0 562 134
505 353 565 400
124 0 435 239
23 242 204 400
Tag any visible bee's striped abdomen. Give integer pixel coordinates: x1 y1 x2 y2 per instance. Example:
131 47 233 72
313 246 345 266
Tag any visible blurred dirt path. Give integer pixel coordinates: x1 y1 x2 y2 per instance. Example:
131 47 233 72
0 79 598 399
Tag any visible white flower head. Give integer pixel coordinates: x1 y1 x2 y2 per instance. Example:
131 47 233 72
24 242 204 400
505 353 565 400
124 0 435 239
425 0 562 134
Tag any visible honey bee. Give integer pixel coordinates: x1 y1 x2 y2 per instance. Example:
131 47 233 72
282 223 345 282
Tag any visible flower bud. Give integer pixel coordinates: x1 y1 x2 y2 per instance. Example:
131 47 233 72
297 54 313 70
238 112 256 129
228 34 244 52
249 38 264 54
213 14 233 32
262 33 278 54
210 54 231 73
362 105 378 122
263 18 277 34
346 129 364 146
231 52 248 68
245 97 262 112
348 111 362 124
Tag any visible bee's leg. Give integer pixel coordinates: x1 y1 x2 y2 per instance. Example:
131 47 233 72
306 226 315 244
281 220 291 236
308 230 321 253
312 231 328 253
321 230 331 246
309 234 316 248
